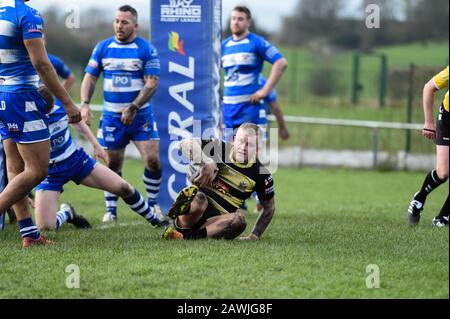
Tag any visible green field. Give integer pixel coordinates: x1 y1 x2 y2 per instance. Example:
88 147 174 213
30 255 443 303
0 162 448 298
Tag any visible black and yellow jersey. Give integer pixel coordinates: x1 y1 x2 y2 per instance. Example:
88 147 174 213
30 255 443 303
199 139 275 214
433 66 449 112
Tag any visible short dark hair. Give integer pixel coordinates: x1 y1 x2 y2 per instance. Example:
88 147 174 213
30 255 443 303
118 5 138 21
233 6 252 20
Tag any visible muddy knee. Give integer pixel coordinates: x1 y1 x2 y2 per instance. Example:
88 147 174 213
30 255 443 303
191 192 208 210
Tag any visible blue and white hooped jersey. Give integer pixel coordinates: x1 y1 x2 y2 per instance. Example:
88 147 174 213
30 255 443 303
0 0 44 93
47 105 76 163
221 33 282 119
84 36 160 117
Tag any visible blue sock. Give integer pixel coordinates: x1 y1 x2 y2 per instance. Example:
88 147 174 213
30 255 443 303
143 169 161 207
18 217 40 240
123 189 158 225
105 172 121 216
56 210 72 230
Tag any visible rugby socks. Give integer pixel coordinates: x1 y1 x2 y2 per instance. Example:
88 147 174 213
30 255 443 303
18 217 40 240
183 228 207 240
144 168 161 207
55 210 72 230
105 172 122 216
123 189 158 225
415 170 446 203
438 194 450 219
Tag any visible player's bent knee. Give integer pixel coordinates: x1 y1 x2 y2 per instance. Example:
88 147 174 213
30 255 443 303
234 212 247 228
194 192 208 206
436 167 449 181
224 213 247 240
437 171 449 181
189 193 208 215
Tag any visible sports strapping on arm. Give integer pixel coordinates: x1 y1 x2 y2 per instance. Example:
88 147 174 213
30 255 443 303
179 138 215 165
179 139 218 187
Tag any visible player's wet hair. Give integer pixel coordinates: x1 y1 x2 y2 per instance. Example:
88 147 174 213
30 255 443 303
118 5 138 22
232 6 252 20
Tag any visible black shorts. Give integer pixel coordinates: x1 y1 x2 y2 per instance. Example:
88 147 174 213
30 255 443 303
174 202 224 235
436 105 449 146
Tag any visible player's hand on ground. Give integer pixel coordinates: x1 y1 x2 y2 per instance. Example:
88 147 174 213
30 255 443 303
93 145 109 165
249 89 266 104
80 104 93 126
121 104 138 126
279 127 290 140
194 162 218 187
422 122 436 140
64 102 82 124
239 233 259 241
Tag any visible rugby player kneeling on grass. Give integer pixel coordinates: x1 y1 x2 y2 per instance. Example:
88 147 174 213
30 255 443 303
34 86 170 232
162 123 275 240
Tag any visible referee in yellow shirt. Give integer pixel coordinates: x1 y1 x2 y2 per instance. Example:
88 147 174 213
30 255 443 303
408 66 449 227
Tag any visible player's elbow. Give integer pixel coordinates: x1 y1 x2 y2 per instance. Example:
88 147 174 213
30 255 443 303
423 80 437 96
277 58 288 72
82 73 97 87
32 60 53 74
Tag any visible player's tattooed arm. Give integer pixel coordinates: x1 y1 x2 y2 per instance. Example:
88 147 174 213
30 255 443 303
132 75 159 108
250 198 275 239
122 75 159 125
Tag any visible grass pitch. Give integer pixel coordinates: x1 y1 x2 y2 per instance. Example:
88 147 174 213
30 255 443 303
0 162 448 298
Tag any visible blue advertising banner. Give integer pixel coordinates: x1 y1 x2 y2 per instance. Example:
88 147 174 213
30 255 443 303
151 0 222 211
